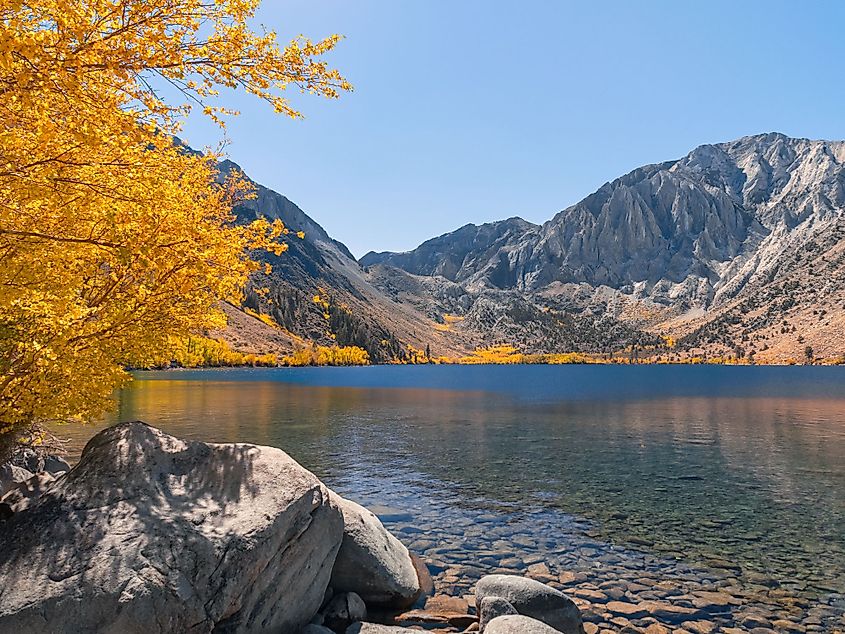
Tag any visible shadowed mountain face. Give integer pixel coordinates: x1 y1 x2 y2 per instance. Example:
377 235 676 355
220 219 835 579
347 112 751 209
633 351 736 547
361 218 540 289
218 134 845 362
214 160 473 362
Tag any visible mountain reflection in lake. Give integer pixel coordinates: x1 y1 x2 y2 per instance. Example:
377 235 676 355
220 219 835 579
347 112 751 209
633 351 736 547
61 365 845 629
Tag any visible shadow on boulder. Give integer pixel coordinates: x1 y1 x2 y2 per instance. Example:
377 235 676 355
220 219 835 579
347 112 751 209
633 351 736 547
0 421 344 634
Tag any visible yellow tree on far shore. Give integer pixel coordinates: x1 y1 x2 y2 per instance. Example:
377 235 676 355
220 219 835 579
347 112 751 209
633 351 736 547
0 0 351 458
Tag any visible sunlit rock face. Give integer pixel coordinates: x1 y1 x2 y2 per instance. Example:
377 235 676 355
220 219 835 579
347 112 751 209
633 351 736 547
364 133 845 309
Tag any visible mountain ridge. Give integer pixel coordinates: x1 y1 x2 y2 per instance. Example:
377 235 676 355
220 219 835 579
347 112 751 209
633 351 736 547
217 132 845 363
363 133 844 296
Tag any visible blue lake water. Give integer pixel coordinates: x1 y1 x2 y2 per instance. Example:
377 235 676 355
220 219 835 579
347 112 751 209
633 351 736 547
63 365 845 629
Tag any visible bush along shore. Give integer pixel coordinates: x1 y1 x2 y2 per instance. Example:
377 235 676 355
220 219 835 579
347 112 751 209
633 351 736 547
0 423 834 633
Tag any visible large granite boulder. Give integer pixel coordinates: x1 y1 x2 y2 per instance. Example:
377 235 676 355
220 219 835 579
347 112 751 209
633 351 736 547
476 575 584 634
330 493 421 608
485 614 563 633
0 421 344 633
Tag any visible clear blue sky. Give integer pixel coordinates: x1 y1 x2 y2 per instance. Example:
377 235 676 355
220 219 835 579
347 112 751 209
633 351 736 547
176 0 845 258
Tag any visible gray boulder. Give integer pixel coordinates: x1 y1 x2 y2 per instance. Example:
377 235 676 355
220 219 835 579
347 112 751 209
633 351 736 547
0 421 344 633
0 464 33 497
322 592 367 632
10 448 42 474
475 575 584 634
302 626 335 634
485 614 563 633
9 449 68 475
330 493 421 608
479 596 519 631
42 455 71 476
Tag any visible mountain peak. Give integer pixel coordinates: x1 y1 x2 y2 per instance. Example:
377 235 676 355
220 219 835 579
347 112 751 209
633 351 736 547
371 132 845 299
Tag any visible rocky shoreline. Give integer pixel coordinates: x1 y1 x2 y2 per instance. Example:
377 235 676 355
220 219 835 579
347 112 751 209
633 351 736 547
0 422 842 633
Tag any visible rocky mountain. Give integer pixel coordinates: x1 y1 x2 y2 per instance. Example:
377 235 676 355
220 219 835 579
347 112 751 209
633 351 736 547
212 160 472 362
361 133 845 362
362 218 540 290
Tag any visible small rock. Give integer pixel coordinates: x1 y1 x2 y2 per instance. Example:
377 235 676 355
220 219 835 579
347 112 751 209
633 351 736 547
500 557 524 569
572 589 609 604
684 620 716 634
559 571 588 586
609 616 634 629
396 594 475 629
527 562 553 580
479 596 518 632
476 574 584 634
42 455 71 476
486 614 564 633
323 592 367 632
740 614 774 629
368 505 413 522
425 594 470 612
411 553 435 598
638 601 700 624
606 602 648 619
689 591 741 612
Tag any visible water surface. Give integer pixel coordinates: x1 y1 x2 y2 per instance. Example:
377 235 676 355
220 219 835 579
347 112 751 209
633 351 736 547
62 365 845 627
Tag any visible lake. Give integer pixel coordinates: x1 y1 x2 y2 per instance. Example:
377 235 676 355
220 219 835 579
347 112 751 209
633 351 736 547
62 365 845 631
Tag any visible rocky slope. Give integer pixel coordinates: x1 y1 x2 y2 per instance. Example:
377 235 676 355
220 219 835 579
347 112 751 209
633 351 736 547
212 161 473 361
361 133 845 361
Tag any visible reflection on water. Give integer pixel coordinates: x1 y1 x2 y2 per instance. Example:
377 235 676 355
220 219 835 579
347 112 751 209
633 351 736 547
61 366 845 621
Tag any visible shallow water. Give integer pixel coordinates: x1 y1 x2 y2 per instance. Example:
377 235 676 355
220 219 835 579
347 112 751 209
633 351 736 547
61 365 845 630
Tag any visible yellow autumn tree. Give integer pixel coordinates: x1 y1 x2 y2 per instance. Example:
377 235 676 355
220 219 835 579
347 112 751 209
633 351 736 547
0 0 351 457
